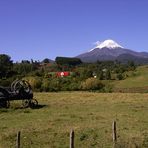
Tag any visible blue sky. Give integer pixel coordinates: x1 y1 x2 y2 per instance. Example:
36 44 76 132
0 0 148 62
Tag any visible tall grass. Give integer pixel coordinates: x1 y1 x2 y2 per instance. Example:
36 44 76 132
0 92 148 147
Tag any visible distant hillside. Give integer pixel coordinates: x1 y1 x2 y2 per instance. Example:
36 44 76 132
116 54 148 64
76 39 148 64
41 58 55 63
112 65 148 92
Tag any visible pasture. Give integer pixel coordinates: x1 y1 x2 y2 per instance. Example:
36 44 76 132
113 66 148 92
0 92 148 147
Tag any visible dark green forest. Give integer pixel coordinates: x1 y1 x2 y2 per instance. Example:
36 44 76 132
0 54 136 92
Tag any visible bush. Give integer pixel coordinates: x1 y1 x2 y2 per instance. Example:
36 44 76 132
101 84 113 92
42 77 81 92
116 73 124 80
81 78 105 91
48 78 61 92
41 79 50 92
23 77 42 91
0 77 18 87
69 82 80 91
0 79 12 87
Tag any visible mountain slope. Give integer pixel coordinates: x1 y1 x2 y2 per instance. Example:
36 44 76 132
116 54 148 64
76 39 148 63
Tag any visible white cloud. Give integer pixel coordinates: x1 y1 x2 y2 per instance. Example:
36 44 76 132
93 41 101 46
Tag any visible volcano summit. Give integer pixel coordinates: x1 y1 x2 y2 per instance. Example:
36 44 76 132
76 39 148 63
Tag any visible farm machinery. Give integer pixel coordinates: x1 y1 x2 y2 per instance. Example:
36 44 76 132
0 79 38 108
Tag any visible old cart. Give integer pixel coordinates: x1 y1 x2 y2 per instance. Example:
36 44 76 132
0 79 38 108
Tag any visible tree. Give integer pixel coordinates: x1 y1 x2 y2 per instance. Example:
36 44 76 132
99 70 104 80
13 62 38 75
128 61 136 70
0 54 13 78
21 60 30 64
55 57 82 66
105 69 111 80
116 73 124 80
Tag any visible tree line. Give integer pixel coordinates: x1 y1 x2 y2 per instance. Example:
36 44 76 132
0 54 136 91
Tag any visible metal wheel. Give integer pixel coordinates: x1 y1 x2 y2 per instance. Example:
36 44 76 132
0 87 9 98
6 100 10 108
11 79 19 91
0 100 6 108
12 80 32 94
22 99 30 108
0 87 10 108
0 100 10 108
29 99 38 108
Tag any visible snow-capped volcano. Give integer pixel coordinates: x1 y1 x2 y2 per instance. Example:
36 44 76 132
90 39 123 51
76 39 148 63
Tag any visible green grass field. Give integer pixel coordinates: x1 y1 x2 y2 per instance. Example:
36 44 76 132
1 92 148 147
112 65 148 92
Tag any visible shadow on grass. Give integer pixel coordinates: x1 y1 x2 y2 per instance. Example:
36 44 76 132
0 104 48 110
30 104 47 109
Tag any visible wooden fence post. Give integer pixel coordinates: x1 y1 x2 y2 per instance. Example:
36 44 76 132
112 121 117 142
16 131 21 148
70 129 74 148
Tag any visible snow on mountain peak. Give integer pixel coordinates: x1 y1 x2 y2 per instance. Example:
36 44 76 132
90 39 124 51
96 39 123 49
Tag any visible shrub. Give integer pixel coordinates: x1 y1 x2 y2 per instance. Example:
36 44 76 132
101 84 113 92
81 78 105 91
69 82 80 91
116 73 124 80
48 78 61 92
41 79 50 92
0 79 12 87
23 77 42 90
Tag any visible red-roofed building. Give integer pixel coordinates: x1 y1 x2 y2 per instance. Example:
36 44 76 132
56 71 70 77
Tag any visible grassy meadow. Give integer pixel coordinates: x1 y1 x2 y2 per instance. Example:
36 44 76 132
1 92 148 147
113 65 148 92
